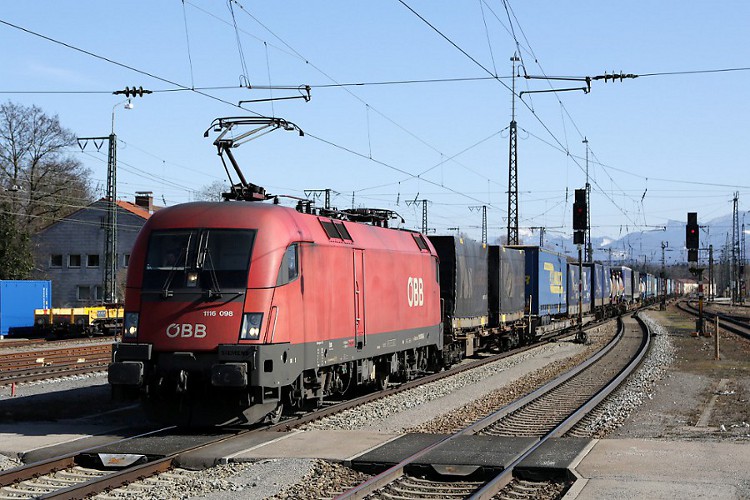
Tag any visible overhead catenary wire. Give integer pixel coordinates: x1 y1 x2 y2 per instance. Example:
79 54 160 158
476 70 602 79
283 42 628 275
396 0 641 229
0 17 263 117
1 14 497 220
180 0 195 89
4 6 748 234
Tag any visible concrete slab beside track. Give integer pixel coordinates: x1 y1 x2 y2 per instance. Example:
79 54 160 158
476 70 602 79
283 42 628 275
0 421 128 460
179 430 403 470
565 438 750 499
175 430 750 499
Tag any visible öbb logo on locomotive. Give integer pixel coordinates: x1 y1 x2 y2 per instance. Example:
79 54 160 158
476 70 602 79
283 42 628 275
407 276 424 307
166 323 207 338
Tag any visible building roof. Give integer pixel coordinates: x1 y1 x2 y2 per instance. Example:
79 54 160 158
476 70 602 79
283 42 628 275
35 197 153 234
115 200 151 220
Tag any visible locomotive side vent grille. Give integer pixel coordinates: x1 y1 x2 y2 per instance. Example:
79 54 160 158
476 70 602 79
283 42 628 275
319 218 353 242
413 234 429 251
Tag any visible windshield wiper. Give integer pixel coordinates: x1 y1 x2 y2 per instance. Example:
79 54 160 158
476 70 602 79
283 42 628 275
201 247 223 300
162 245 189 298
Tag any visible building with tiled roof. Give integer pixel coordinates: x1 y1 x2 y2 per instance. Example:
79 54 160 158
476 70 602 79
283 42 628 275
33 192 157 307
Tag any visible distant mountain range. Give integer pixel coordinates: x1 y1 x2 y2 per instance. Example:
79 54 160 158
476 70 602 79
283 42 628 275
509 213 746 267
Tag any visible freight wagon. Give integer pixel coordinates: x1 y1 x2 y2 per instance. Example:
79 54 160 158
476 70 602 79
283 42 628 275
34 305 123 337
428 238 527 354
429 236 488 358
488 245 525 349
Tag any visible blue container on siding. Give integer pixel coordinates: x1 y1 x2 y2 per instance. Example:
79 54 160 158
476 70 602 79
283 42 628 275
0 280 52 336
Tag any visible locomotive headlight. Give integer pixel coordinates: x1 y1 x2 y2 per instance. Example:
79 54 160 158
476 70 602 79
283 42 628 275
123 312 139 339
239 313 263 340
186 272 199 287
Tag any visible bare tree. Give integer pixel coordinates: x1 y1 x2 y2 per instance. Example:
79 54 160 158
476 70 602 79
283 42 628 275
193 180 228 202
0 101 93 278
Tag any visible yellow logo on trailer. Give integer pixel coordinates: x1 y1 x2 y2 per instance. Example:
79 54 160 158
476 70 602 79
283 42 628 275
544 262 564 295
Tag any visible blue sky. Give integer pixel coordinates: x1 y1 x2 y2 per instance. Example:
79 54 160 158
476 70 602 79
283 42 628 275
2 1 749 242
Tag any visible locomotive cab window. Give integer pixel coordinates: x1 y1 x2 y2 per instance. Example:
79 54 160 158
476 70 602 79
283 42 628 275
143 229 255 291
276 243 299 286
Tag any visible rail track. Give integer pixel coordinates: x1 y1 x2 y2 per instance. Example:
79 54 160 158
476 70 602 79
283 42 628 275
0 343 113 386
0 319 615 499
679 301 750 341
0 337 116 350
335 313 649 499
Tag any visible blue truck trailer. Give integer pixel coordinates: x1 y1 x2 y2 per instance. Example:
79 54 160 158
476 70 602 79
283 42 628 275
509 246 567 322
567 263 592 317
0 280 52 337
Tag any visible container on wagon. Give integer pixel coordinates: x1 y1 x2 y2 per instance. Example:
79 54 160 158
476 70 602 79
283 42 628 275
0 280 52 337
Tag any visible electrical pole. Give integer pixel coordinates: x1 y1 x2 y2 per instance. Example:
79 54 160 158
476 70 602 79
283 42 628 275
77 134 116 302
732 192 740 303
304 188 337 210
583 137 592 262
407 198 431 234
742 215 746 303
660 241 667 309
469 206 488 245
709 245 714 302
507 53 520 245
528 226 546 247
77 89 148 304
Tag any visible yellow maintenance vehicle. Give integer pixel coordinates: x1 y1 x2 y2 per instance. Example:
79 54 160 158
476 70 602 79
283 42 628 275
33 304 123 337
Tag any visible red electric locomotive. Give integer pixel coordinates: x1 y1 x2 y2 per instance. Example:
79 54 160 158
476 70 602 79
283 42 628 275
108 201 442 426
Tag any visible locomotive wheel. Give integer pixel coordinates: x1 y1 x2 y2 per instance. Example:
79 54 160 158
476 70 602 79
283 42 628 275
264 403 283 425
285 377 305 410
376 373 389 391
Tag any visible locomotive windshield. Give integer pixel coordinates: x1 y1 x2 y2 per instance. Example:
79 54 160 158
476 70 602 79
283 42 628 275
143 229 256 291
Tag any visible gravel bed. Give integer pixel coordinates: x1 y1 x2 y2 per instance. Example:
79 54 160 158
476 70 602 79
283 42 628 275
570 312 676 438
266 460 370 499
94 459 317 500
0 370 109 394
97 326 615 499
300 325 615 433
92 458 366 500
407 324 615 434
0 371 133 423
0 453 22 471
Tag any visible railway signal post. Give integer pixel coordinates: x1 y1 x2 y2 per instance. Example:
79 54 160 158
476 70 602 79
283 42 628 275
686 212 704 335
573 189 587 343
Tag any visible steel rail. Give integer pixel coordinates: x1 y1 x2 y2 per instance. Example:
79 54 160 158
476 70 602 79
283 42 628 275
336 317 650 500
269 323 606 432
468 313 650 499
680 301 750 341
0 364 110 386
0 317 619 498
335 315 640 500
0 426 173 488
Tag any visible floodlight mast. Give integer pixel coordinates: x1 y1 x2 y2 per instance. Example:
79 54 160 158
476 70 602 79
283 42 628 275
204 117 304 202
